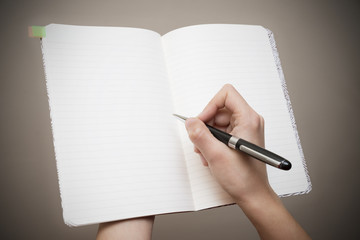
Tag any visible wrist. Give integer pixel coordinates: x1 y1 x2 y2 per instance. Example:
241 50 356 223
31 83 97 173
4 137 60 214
236 185 281 217
236 189 310 240
97 216 155 240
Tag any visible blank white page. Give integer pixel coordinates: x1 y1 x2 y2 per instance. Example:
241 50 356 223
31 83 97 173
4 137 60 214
162 24 311 210
42 24 193 226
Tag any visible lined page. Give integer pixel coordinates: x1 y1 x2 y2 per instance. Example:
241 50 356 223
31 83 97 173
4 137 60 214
42 24 193 226
162 24 310 210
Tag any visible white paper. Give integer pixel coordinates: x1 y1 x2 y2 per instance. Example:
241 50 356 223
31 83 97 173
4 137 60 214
41 23 311 226
162 24 310 209
42 24 194 226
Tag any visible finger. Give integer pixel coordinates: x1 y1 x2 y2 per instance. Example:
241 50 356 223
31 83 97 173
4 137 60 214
213 108 231 127
185 118 229 164
194 146 200 154
198 84 251 122
206 118 215 126
199 153 209 167
194 146 208 166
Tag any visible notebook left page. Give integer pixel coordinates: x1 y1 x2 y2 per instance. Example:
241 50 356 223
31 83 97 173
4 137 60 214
42 24 193 226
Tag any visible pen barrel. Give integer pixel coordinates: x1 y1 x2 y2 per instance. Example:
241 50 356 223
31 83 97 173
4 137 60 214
235 138 291 170
205 123 291 170
205 124 232 145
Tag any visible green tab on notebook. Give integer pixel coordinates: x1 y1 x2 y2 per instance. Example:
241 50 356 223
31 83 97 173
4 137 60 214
28 26 46 38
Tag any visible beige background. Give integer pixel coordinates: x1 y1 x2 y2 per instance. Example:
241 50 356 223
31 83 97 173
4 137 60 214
1 0 359 239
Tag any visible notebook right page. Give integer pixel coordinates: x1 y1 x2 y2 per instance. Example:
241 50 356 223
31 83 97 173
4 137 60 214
162 24 311 210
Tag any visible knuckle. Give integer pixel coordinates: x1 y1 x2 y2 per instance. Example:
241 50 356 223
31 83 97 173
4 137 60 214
258 114 265 128
231 111 264 133
223 83 235 91
246 113 264 131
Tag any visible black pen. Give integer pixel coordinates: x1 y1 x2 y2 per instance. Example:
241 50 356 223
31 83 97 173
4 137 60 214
173 114 292 171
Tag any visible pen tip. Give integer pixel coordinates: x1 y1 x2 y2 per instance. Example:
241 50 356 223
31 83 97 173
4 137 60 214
173 114 188 121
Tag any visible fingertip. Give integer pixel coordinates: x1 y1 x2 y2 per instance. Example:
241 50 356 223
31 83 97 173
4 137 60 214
197 106 216 122
185 118 199 137
185 117 198 130
199 154 209 167
194 146 201 154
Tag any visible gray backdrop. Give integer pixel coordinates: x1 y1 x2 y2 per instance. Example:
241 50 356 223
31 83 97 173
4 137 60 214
1 0 359 239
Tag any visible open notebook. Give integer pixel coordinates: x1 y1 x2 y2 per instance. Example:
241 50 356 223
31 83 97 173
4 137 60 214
40 24 311 226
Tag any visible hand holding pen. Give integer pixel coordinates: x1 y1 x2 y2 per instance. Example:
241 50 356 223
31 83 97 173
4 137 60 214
179 84 279 204
174 113 291 171
179 85 310 239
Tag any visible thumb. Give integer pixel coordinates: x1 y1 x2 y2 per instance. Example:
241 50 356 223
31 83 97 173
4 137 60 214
185 118 229 164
